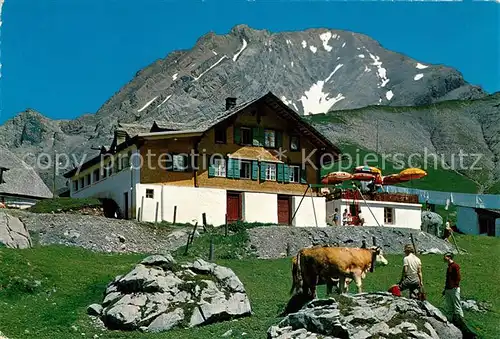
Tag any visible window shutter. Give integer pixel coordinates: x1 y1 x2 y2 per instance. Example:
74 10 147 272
233 127 241 144
300 166 307 184
258 127 265 146
276 131 283 148
277 163 284 182
252 161 259 180
283 164 290 183
165 153 173 171
233 159 241 179
252 127 260 146
260 162 267 181
208 156 215 177
227 158 234 178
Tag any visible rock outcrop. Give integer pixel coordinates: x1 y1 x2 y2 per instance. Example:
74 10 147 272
421 211 443 237
269 293 462 339
248 226 455 259
88 255 252 333
0 212 32 249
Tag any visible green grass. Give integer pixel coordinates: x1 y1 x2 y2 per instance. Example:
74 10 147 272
0 234 499 339
321 143 480 193
29 197 102 214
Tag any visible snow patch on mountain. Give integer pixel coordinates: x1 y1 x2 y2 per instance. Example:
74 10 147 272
302 40 307 48
364 65 371 73
358 54 365 58
368 53 390 87
386 90 394 101
325 64 343 83
281 96 293 106
156 95 172 109
212 50 218 55
172 73 178 81
300 67 346 115
137 96 158 113
233 39 248 62
310 46 317 53
291 61 294 67
342 42 346 48
414 74 424 81
319 32 333 52
416 63 429 69
286 39 292 45
194 56 228 81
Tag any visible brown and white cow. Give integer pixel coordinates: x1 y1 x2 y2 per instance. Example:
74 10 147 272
295 246 388 297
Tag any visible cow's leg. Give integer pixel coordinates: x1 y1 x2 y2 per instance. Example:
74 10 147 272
338 275 347 294
353 269 364 293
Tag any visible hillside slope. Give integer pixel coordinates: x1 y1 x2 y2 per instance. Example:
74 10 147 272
0 24 491 192
309 93 500 193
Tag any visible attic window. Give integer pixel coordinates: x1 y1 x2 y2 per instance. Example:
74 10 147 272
215 126 227 144
146 189 154 199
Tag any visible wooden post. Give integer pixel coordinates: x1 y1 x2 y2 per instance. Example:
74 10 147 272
161 185 164 222
173 206 177 224
310 186 318 227
137 207 141 221
286 242 291 256
190 222 198 245
410 233 418 254
372 236 377 247
361 240 367 248
450 232 461 254
184 222 198 255
155 202 159 224
202 212 207 232
225 214 228 237
209 236 215 261
140 196 144 222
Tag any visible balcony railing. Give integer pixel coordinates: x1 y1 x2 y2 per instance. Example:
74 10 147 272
334 189 419 204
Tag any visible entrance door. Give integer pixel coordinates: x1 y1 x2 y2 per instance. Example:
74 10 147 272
277 195 291 225
123 192 129 220
227 192 241 223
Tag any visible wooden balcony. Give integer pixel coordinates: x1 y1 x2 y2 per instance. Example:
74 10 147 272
328 189 419 204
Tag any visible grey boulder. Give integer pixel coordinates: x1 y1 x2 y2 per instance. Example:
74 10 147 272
0 212 32 249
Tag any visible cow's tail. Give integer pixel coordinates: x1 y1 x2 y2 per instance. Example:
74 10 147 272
295 250 305 295
289 257 297 295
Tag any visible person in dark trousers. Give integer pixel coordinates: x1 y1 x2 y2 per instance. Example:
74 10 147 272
442 253 477 338
443 252 464 321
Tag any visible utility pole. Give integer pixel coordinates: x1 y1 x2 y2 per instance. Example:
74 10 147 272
52 132 57 198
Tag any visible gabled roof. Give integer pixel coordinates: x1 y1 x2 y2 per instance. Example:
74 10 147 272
64 91 341 178
0 146 53 199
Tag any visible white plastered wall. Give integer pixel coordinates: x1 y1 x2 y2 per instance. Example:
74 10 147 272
291 196 327 227
242 192 278 223
136 185 227 226
71 149 140 218
327 199 422 229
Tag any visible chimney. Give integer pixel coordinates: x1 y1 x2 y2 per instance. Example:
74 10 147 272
225 97 237 110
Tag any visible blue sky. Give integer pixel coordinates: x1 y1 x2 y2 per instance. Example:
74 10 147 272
1 0 499 124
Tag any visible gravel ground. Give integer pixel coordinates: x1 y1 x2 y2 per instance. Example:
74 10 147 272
248 226 456 259
9 210 196 254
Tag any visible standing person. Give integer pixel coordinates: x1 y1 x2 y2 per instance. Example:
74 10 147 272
357 209 365 226
342 208 351 226
442 252 464 322
332 208 340 226
398 244 423 299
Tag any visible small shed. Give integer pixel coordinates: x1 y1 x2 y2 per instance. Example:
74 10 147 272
0 147 53 208
456 206 500 237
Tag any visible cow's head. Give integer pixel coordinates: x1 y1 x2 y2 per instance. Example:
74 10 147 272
369 246 388 272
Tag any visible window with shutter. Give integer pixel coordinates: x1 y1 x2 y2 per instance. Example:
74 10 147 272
300 166 307 183
266 163 277 181
264 129 276 148
212 157 226 177
240 161 251 179
227 158 234 178
252 161 259 180
260 162 267 181
276 131 283 148
252 127 261 146
233 127 241 144
277 163 284 182
283 165 290 183
241 127 252 145
289 165 300 183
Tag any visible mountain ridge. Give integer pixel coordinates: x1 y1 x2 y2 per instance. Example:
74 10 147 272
0 24 496 193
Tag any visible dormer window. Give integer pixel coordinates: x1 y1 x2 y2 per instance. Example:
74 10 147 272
290 136 300 151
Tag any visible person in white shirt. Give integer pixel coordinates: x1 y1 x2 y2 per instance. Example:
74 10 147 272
398 244 424 299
